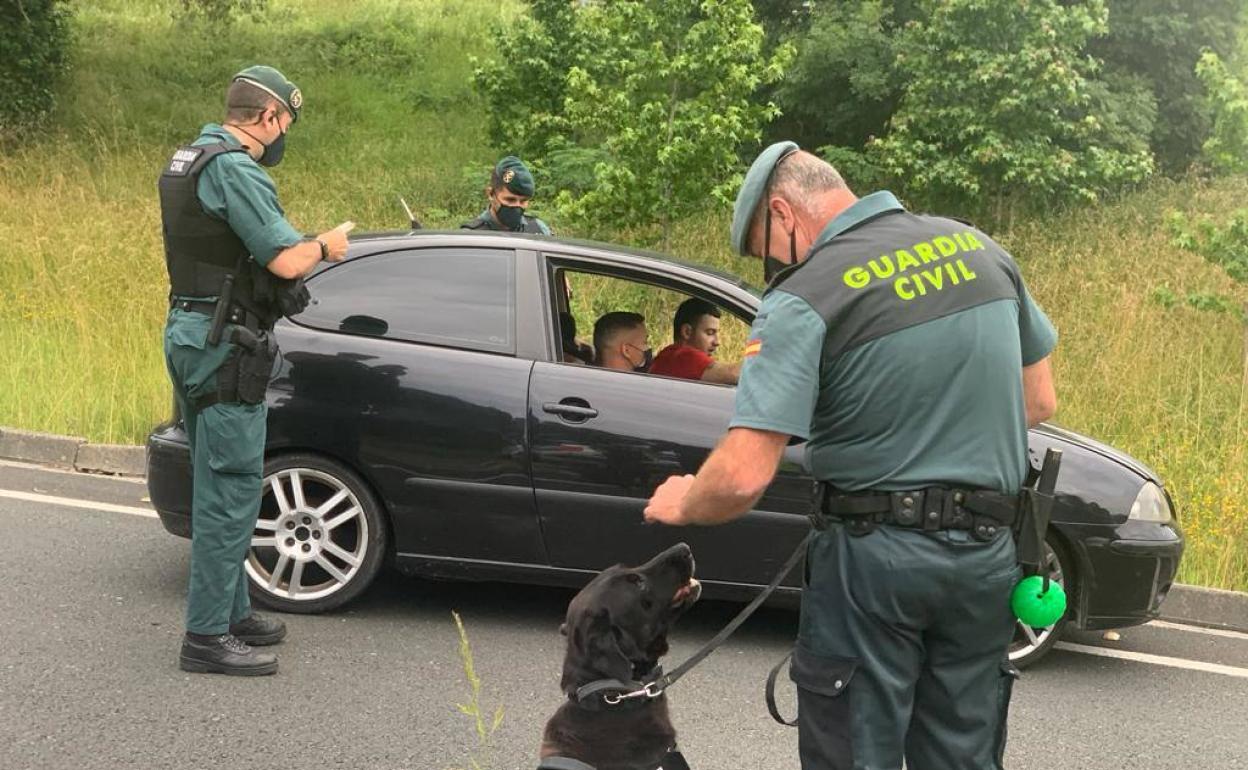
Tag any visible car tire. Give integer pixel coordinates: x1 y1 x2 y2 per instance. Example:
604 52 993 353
1008 533 1074 670
244 453 388 614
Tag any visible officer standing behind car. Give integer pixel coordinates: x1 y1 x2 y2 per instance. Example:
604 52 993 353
159 65 351 676
461 155 552 234
645 143 1058 770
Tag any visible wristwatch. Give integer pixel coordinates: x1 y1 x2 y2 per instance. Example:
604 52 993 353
315 237 329 261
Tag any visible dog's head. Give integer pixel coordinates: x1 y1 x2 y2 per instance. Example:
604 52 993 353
559 543 702 696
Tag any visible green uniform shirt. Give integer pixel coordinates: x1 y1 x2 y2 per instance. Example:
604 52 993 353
730 192 1057 493
191 124 302 267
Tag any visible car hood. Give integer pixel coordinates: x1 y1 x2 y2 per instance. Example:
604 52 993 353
1032 423 1161 484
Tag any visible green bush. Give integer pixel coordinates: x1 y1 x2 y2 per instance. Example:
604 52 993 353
0 0 72 142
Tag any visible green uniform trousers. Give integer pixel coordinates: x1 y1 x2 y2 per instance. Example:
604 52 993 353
794 523 1021 770
163 309 267 635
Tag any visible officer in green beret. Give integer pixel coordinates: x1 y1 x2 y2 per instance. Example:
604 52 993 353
645 143 1058 769
158 65 353 675
461 155 552 234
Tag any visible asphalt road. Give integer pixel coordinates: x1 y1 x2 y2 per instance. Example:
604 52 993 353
1 461 1245 770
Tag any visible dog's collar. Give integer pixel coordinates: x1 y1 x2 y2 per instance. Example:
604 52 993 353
538 748 690 770
571 665 665 711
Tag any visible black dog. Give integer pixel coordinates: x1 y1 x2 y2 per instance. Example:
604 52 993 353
539 543 702 770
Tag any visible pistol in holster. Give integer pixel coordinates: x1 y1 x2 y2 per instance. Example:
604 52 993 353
216 326 279 406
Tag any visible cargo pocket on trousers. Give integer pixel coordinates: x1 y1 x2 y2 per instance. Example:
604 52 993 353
790 644 857 763
201 404 265 474
993 660 1020 766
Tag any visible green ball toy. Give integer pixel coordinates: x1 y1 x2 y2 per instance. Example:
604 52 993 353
1011 575 1067 627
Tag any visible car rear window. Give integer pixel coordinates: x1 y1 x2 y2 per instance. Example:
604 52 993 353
294 247 516 354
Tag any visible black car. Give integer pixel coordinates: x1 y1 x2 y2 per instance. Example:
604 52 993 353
147 230 1184 667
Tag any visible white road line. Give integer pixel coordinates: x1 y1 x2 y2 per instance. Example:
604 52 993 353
0 488 157 519
1056 642 1248 679
1148 619 1248 641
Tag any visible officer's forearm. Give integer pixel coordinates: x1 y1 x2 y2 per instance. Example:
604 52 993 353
680 428 788 525
267 240 323 280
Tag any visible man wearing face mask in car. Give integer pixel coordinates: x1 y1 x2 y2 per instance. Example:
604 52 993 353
461 155 552 235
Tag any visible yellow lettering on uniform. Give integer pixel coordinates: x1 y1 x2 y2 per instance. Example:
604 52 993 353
895 277 915 300
954 232 971 251
965 232 985 250
844 267 871 289
914 242 939 264
895 249 921 271
912 275 928 296
957 259 977 280
869 255 896 279
944 262 961 285
920 269 944 291
933 236 958 257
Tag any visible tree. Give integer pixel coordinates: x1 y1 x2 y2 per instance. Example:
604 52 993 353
870 0 1153 223
1092 0 1247 174
473 0 790 241
471 0 585 161
0 0 72 142
1196 51 1248 177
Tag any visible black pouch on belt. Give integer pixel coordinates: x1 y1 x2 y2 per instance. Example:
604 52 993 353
221 326 278 405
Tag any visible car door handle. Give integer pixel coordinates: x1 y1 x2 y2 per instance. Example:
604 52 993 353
543 401 599 421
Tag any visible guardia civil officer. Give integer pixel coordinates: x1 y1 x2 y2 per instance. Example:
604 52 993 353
461 155 552 234
645 143 1058 770
159 65 351 675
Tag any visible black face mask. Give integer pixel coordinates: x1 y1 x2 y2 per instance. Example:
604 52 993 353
627 344 653 373
235 118 286 167
761 207 798 284
495 203 525 230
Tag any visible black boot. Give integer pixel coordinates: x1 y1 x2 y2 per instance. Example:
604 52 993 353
229 613 287 646
179 633 278 676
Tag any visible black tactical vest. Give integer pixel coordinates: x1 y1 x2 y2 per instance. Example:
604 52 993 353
771 209 1024 362
460 210 547 233
158 142 280 326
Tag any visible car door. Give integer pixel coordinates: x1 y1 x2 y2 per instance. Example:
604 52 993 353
270 245 545 566
528 258 811 587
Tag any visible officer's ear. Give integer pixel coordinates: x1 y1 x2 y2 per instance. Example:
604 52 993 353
768 194 799 235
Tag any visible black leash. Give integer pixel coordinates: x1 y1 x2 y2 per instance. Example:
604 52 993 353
580 529 814 706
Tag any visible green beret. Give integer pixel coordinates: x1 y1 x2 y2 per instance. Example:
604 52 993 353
731 140 799 256
493 155 535 197
232 65 302 123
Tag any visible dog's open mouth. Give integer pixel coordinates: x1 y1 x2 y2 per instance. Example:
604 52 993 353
671 578 701 606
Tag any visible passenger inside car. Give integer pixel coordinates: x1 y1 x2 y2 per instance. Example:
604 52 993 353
560 312 594 365
592 311 651 372
649 297 741 385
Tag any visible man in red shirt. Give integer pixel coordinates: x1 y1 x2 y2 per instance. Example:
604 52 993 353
649 298 741 384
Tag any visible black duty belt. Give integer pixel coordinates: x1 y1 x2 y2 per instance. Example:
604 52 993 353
816 484 1021 539
171 298 261 333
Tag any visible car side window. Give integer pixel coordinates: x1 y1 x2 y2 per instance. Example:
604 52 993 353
554 268 749 384
295 248 516 354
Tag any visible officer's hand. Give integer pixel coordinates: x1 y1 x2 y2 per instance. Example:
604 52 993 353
644 474 696 526
317 227 350 262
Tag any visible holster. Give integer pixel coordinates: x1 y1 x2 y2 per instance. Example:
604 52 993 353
216 327 279 406
1014 448 1062 577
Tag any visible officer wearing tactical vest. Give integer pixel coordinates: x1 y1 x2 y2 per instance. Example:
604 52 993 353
461 155 552 234
159 65 351 676
645 143 1058 770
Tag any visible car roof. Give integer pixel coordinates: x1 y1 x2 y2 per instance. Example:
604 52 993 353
336 229 762 297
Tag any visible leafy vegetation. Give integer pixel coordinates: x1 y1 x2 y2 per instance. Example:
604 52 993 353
0 0 72 141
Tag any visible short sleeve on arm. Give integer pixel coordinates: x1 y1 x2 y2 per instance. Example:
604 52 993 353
197 155 302 266
1018 281 1058 365
729 290 826 440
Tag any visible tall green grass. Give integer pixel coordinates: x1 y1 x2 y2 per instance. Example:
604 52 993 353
1 0 1245 589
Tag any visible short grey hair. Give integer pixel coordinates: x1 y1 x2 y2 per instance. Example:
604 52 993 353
750 152 848 241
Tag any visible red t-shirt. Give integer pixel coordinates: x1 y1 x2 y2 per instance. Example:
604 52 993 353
649 343 713 381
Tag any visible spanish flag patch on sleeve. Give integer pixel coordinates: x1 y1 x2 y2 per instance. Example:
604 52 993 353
744 339 763 357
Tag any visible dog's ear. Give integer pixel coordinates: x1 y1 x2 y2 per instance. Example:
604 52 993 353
561 607 634 692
